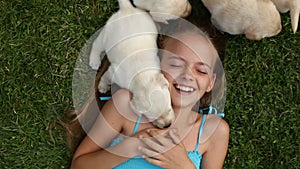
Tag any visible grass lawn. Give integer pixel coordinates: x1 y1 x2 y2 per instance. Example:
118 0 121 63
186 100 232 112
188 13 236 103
1 0 299 168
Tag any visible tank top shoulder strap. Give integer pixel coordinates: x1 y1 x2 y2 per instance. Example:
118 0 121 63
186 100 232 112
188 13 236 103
131 115 142 136
194 114 207 152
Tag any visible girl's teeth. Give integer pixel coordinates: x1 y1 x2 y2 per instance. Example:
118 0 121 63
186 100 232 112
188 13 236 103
175 84 194 92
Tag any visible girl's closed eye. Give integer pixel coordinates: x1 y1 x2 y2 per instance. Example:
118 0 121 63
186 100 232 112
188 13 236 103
196 68 207 74
169 57 185 68
170 63 184 67
195 64 209 75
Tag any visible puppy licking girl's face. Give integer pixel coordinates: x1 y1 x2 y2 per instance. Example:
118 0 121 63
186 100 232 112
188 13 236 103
129 73 174 129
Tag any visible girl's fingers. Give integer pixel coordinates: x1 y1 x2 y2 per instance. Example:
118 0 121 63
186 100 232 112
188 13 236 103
146 129 171 147
169 128 181 145
144 157 164 167
139 128 182 157
139 146 166 161
141 136 165 153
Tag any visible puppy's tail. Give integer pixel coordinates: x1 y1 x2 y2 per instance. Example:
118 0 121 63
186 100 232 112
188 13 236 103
118 0 134 10
290 0 300 33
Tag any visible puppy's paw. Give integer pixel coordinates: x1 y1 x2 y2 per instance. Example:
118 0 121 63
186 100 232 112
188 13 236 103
98 80 110 93
89 55 101 70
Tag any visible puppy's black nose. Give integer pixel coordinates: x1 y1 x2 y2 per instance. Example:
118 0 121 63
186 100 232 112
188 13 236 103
163 123 171 129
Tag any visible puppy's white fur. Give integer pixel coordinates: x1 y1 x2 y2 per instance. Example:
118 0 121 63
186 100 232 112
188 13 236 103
271 0 300 33
89 0 174 128
133 0 192 23
202 0 282 40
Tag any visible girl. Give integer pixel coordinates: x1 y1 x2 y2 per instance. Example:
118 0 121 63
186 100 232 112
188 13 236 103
70 27 229 169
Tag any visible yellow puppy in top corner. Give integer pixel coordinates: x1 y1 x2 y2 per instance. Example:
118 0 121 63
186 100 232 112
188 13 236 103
201 0 282 40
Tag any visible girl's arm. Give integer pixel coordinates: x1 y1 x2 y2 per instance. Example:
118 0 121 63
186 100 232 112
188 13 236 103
71 136 141 169
71 90 142 169
201 117 230 169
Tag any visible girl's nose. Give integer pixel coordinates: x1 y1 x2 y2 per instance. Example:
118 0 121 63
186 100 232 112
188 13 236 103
181 66 194 81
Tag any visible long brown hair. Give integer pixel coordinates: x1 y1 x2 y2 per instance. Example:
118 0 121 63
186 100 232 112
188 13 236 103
64 56 110 152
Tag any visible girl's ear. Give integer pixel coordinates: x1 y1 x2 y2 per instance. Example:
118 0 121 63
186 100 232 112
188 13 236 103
206 73 216 92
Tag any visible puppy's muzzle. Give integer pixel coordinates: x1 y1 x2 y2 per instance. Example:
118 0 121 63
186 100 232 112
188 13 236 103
151 109 175 129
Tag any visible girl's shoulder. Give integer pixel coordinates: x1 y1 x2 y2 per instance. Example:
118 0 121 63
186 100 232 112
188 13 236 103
201 114 229 143
101 89 142 134
102 89 132 117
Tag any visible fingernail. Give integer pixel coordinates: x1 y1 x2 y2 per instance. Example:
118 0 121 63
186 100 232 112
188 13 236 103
146 129 150 133
139 135 143 139
138 146 142 150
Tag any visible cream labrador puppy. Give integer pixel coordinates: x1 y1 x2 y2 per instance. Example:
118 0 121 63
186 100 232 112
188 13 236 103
89 0 174 128
201 0 282 40
271 0 300 33
133 0 192 23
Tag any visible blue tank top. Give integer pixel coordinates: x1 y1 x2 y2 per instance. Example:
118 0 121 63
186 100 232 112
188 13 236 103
109 114 207 169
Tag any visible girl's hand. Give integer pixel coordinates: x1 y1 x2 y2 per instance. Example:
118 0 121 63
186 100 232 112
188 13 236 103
138 129 196 169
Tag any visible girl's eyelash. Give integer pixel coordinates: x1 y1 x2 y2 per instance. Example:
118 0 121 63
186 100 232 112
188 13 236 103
197 70 207 74
170 64 183 67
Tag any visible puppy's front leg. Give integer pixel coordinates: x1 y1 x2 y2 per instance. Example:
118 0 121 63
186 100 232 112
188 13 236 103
98 67 113 93
89 30 105 70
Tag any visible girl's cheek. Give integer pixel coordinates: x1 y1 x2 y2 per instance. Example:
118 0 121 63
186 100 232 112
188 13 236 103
195 77 207 88
168 71 181 81
162 69 177 79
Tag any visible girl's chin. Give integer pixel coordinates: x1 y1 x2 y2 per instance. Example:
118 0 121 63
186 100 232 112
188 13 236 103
171 94 199 107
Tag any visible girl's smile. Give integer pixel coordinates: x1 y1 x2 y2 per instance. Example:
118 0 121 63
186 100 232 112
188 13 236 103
174 83 195 94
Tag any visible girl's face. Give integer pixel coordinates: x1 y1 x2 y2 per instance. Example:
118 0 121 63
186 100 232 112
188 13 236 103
160 33 217 109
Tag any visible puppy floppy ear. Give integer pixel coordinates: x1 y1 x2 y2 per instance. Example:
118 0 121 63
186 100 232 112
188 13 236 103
129 94 152 116
129 97 142 116
128 88 140 115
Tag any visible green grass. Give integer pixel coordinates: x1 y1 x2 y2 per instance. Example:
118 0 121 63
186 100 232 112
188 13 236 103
1 0 299 168
224 33 299 168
